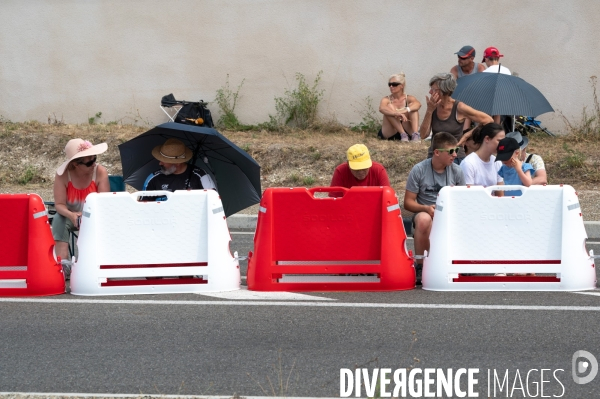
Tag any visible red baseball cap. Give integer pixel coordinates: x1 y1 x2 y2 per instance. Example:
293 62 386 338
482 47 503 62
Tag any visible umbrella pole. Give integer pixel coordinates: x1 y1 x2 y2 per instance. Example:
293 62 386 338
185 143 201 189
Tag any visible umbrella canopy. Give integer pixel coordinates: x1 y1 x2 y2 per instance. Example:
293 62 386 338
452 72 554 117
118 122 261 217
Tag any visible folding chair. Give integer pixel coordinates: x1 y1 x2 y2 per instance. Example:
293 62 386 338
160 93 185 122
160 93 214 127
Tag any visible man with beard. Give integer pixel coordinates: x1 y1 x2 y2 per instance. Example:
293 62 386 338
450 45 486 79
143 138 216 192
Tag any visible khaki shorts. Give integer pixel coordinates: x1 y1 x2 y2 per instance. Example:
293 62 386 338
51 213 78 242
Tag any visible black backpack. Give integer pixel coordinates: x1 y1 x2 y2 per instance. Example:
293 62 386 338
174 101 214 128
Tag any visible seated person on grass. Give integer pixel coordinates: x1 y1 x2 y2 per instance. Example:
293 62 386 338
496 137 533 196
329 144 391 197
404 132 466 284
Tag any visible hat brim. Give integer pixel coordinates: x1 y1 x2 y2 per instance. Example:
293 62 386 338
151 144 193 164
349 159 372 170
495 152 513 162
520 136 529 150
56 143 108 175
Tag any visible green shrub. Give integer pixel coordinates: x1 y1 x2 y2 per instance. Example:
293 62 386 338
302 176 315 186
350 96 382 133
18 166 36 185
88 112 102 125
274 72 324 129
215 75 246 130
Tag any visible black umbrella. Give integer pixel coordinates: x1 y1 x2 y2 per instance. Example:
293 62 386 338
118 122 261 217
452 71 554 117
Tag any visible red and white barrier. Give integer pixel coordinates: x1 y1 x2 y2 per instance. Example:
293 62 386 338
247 187 414 291
0 193 65 296
70 190 240 295
423 185 596 291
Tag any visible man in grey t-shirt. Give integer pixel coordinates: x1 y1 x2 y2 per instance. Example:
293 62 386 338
404 132 465 284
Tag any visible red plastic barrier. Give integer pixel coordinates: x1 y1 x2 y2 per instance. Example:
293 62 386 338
0 194 65 296
247 187 414 291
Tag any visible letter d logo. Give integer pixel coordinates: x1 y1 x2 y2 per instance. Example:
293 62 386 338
572 350 598 384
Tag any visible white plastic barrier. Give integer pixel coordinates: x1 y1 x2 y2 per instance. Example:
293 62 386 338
70 190 240 295
423 185 596 291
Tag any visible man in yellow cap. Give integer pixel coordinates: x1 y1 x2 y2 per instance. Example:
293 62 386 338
329 144 390 197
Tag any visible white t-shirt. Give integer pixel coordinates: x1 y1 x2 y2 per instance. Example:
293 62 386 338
484 65 511 75
460 152 504 186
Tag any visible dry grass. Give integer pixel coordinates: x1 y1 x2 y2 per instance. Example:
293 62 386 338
1 120 600 218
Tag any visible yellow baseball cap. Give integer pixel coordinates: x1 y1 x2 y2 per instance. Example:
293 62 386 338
346 144 372 170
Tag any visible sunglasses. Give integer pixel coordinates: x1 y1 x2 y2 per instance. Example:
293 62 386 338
76 156 97 167
388 82 402 87
437 147 461 155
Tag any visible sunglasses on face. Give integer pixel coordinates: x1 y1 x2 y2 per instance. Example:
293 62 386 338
76 156 97 167
437 147 461 155
388 82 402 87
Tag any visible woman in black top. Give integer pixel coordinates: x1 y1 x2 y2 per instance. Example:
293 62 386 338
419 73 493 164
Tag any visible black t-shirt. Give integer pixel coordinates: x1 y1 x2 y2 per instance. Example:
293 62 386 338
144 166 214 192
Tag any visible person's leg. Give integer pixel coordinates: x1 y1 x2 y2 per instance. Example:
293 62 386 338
412 212 433 284
404 110 420 141
55 241 69 261
382 114 408 141
413 212 433 259
51 213 75 262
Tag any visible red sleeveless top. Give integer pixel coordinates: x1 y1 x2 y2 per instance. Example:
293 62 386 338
66 165 98 212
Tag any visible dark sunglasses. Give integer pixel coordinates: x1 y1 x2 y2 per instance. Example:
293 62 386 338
76 156 97 167
388 82 402 87
437 147 461 155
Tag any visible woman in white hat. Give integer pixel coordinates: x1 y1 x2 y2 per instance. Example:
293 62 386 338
53 138 109 261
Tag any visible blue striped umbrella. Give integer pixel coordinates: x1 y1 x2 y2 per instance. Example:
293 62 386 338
452 72 554 117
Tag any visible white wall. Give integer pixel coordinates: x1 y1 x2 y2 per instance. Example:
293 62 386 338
1 0 598 132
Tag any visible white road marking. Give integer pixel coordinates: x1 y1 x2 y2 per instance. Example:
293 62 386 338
1 297 600 311
196 286 334 301
573 289 600 297
0 394 337 399
230 231 255 235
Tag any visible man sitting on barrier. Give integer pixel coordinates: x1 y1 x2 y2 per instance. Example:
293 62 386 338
329 144 391 197
404 132 465 284
143 138 216 192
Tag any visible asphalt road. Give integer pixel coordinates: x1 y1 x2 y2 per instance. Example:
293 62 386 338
1 232 599 398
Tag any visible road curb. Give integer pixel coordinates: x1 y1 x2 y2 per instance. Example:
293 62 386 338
228 214 600 239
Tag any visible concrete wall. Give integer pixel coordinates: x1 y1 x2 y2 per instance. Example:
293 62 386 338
1 0 598 132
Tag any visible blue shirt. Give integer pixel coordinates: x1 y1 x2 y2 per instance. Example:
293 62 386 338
498 163 534 196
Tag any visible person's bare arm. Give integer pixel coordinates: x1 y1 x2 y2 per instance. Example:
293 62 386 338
406 95 422 112
457 102 493 125
419 93 440 139
531 169 548 185
379 96 407 121
53 173 81 227
495 181 505 197
477 63 486 72
404 190 435 218
450 65 458 80
510 157 533 187
96 165 110 192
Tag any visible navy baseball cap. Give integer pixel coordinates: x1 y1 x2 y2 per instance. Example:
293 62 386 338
455 45 476 59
